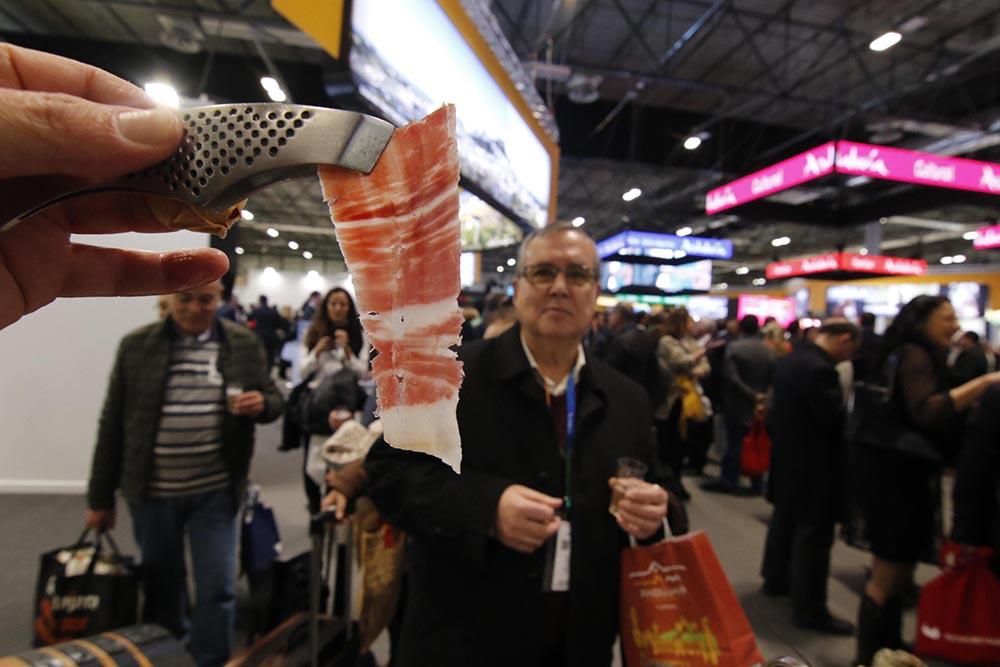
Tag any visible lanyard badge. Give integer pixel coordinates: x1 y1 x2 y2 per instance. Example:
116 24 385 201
544 372 575 593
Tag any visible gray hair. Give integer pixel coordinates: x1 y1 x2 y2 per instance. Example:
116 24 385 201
515 222 599 272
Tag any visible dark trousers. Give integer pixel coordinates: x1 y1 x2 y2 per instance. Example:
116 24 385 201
720 420 763 492
656 401 684 479
761 503 835 622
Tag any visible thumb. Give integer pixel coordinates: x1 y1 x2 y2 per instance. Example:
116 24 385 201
0 90 184 181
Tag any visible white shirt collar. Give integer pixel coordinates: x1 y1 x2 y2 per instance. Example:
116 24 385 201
520 332 586 397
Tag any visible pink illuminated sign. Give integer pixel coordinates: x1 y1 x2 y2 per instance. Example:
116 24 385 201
765 252 927 280
973 224 1000 250
737 296 797 328
705 142 836 214
706 141 1000 214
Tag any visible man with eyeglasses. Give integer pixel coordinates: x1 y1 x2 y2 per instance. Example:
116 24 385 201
364 223 673 667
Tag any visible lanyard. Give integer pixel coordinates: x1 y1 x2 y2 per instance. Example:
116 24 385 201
564 371 576 514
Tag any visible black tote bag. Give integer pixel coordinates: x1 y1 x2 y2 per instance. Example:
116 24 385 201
32 528 140 646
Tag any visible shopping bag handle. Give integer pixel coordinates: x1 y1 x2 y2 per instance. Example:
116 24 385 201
72 527 125 575
628 517 673 548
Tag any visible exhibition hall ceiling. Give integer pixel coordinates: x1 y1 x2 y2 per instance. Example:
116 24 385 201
1 0 997 285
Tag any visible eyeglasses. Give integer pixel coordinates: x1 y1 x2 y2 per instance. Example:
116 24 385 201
519 263 598 287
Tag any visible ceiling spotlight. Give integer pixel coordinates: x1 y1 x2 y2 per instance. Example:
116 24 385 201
859 248 869 255
571 216 585 227
306 269 320 279
771 236 791 247
622 187 642 202
714 282 728 290
735 266 750 275
143 82 179 108
869 31 902 52
240 209 254 221
752 278 766 286
963 231 978 240
940 256 954 265
676 227 693 237
266 228 279 238
497 266 505 273
302 251 313 259
288 241 299 250
234 246 245 255
951 254 967 264
683 135 702 150
259 76 287 102
507 258 516 266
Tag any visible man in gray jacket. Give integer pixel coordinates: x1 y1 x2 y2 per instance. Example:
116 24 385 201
85 280 283 666
704 315 776 494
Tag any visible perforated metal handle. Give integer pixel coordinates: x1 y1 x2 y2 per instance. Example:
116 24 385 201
0 103 395 231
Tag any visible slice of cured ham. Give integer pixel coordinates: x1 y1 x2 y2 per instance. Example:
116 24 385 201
318 105 463 472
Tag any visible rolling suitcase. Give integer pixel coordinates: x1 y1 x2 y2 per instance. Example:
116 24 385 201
228 513 360 667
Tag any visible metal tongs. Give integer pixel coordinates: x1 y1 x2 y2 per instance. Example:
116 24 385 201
0 103 395 231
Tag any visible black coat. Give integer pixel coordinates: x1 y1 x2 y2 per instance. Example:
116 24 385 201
953 385 1000 571
767 341 847 522
365 325 670 667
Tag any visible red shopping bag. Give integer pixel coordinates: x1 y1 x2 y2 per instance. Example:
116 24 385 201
740 418 770 477
914 544 1000 666
620 529 764 667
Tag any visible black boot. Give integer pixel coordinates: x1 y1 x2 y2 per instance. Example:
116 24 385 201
855 594 887 667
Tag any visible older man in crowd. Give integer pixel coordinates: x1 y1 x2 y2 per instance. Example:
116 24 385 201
86 280 283 665
364 223 673 667
761 318 859 635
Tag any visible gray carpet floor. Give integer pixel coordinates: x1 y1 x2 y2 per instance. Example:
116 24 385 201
0 420 943 666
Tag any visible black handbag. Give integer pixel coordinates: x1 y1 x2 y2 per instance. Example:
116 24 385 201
32 528 140 646
301 367 364 436
280 372 318 451
847 353 942 463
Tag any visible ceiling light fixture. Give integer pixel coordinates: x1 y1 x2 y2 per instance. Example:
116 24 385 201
266 228 279 238
143 82 179 108
507 258 516 266
859 248 869 255
302 251 313 259
683 135 702 150
571 216 585 227
622 188 642 202
234 246 245 255
288 241 299 250
752 278 766 286
951 254 967 264
714 282 728 290
676 226 693 237
869 31 902 52
259 76 287 102
240 209 254 221
940 256 954 265
963 231 978 240
497 266 504 273
735 266 750 275
771 236 791 247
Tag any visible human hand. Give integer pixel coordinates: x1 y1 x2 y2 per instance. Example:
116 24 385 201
230 391 265 417
494 485 562 554
608 478 668 539
0 45 228 332
314 336 333 355
328 409 351 432
321 489 350 522
85 508 116 532
333 330 351 355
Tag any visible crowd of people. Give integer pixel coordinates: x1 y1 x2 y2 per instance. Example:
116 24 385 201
2 43 999 667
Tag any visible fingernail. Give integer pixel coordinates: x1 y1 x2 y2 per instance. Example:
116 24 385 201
117 107 182 145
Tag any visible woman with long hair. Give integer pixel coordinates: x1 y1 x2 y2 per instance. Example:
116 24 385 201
298 287 369 513
855 295 1000 665
655 307 711 500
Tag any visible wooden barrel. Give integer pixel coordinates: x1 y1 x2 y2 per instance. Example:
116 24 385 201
0 625 193 667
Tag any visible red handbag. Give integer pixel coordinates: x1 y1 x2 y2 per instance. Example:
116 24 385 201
914 543 1000 666
740 418 771 477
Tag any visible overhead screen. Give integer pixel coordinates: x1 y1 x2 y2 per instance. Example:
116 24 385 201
349 0 554 228
601 260 713 294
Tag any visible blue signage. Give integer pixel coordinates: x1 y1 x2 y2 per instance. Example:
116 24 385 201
596 231 733 261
